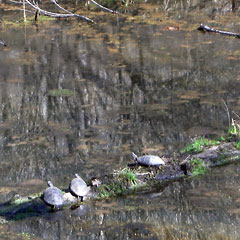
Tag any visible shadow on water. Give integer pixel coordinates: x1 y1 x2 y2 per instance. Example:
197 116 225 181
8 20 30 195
1 0 240 238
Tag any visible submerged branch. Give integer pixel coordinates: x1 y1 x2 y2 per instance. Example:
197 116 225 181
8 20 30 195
198 24 240 38
89 0 118 14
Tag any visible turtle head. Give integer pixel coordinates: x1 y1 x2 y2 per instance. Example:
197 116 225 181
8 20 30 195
131 152 138 161
91 178 102 187
75 173 80 178
47 181 53 187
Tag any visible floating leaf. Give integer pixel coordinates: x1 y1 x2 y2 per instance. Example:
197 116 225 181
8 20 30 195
165 26 179 31
227 56 238 60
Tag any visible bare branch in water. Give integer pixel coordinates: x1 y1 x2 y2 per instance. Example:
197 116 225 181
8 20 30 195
51 0 79 15
8 0 22 4
89 0 118 14
233 111 240 119
7 0 118 23
23 0 94 23
198 24 240 38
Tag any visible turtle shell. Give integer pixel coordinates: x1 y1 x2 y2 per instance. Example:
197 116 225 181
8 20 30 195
70 174 91 200
43 181 64 209
132 152 165 166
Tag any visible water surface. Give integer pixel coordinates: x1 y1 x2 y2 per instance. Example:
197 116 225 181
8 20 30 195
0 0 240 238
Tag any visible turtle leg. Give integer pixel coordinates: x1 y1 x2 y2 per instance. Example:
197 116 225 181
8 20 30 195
51 206 57 211
150 165 160 175
128 162 138 167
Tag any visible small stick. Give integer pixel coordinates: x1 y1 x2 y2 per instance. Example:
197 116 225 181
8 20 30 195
23 0 27 22
34 8 39 21
223 100 231 128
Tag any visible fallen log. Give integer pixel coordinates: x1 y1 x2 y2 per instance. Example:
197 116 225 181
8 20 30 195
198 24 240 38
1 138 240 220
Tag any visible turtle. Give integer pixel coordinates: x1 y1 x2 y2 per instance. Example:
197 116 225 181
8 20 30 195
69 174 91 201
43 181 64 209
131 152 165 166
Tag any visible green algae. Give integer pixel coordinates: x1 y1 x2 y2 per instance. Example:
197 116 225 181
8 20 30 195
48 89 75 97
181 138 220 154
191 158 207 176
119 167 137 185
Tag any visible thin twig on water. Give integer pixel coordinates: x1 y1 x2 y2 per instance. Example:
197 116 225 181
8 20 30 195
90 0 118 14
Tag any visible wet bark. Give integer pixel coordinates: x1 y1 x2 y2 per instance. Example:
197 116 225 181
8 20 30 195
198 24 240 38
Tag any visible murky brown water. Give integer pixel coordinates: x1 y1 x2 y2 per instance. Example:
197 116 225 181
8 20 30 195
1 0 240 238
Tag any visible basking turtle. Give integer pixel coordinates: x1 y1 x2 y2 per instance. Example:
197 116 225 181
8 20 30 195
132 152 165 166
43 181 64 209
69 174 91 201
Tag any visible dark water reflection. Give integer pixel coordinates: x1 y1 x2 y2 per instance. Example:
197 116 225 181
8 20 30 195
1 3 238 187
1 0 240 238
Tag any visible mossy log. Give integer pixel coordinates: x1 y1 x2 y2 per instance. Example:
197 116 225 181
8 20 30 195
1 139 240 221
